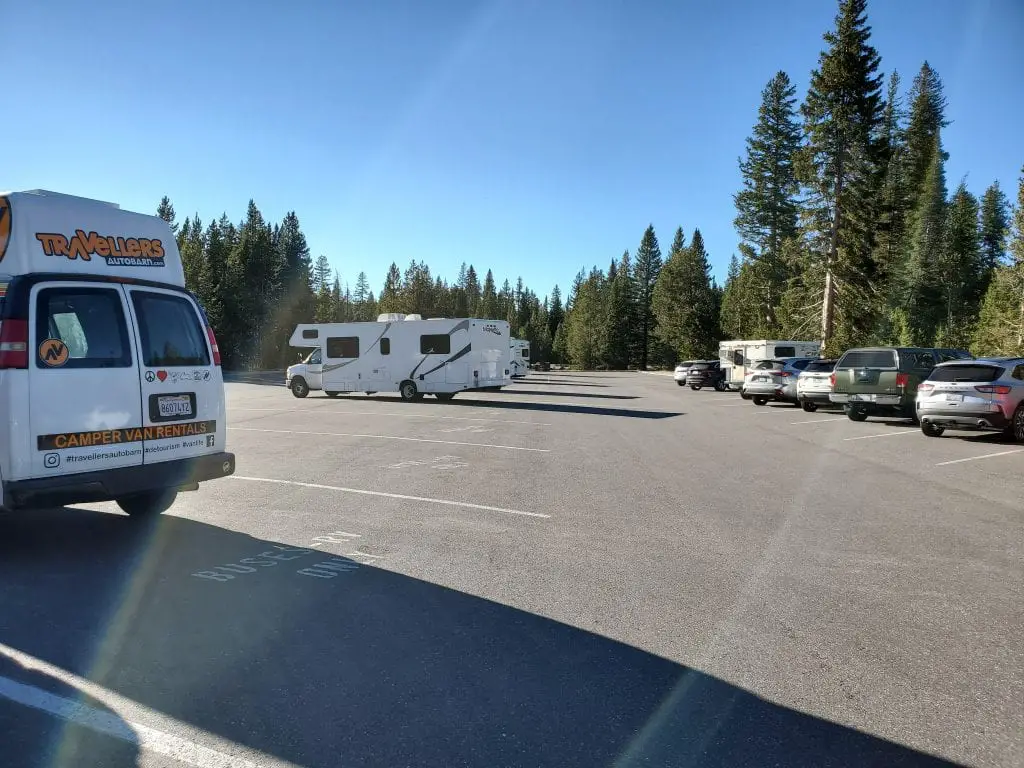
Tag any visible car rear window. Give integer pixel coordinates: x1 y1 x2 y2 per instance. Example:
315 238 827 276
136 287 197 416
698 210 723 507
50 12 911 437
691 363 714 370
838 350 897 369
928 364 1004 383
804 359 836 373
753 360 785 370
132 291 210 367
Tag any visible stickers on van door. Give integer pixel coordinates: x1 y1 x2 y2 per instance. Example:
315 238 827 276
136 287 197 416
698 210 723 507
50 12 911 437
36 420 217 470
38 338 69 367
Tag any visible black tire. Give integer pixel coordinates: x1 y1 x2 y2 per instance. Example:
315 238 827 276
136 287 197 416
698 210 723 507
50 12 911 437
847 407 868 422
435 392 455 401
740 391 751 400
714 380 727 392
290 378 309 398
690 385 701 391
117 489 177 517
676 381 685 387
921 421 945 438
399 380 418 402
325 391 340 398
752 396 767 406
1010 404 1024 442
802 401 817 413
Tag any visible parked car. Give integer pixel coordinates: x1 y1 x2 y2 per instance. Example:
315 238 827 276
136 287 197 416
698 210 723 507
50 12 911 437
917 357 1024 440
686 360 727 391
796 359 838 412
673 360 699 386
830 347 971 422
745 358 816 406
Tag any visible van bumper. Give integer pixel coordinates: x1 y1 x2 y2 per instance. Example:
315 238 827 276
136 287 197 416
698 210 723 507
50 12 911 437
2 452 236 511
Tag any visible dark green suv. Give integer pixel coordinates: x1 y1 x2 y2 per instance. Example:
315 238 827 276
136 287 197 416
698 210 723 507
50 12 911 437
829 347 972 422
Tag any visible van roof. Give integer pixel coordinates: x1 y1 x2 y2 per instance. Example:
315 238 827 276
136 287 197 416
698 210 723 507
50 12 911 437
0 190 184 286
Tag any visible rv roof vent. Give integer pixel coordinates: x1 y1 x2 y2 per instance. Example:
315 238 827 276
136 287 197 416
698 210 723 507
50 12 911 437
403 314 423 321
377 313 406 322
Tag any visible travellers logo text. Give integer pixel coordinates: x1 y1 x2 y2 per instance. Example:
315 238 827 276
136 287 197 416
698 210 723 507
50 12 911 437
35 230 166 267
0 197 11 263
483 323 501 336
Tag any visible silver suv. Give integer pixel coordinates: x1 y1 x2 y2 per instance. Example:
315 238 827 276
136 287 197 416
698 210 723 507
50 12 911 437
745 358 816 406
917 357 1024 440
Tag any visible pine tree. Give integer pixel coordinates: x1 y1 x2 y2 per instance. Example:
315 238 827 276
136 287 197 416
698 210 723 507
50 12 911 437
226 201 280 367
548 285 565 341
652 229 718 359
180 215 204 290
378 263 403 314
353 271 372 319
604 257 633 368
793 0 884 353
733 71 802 329
478 269 498 318
632 225 663 368
903 132 947 343
936 183 982 347
156 196 178 234
331 277 345 321
464 265 481 311
311 255 332 293
903 62 947 215
565 267 607 368
979 181 1011 275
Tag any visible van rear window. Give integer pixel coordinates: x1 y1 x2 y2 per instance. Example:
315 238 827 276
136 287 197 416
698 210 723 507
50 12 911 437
131 291 210 366
928 364 1004 383
838 350 897 369
35 287 132 368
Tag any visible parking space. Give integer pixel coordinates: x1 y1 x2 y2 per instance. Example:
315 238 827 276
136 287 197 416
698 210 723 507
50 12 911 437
1 371 1021 767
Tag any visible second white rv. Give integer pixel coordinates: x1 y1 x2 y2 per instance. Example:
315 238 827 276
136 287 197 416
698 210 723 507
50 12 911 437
509 338 530 378
286 315 511 400
719 339 822 391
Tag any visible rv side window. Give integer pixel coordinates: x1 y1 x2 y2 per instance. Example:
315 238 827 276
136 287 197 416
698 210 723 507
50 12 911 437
774 345 796 357
420 334 451 355
302 329 318 340
733 350 743 366
380 338 390 355
35 287 132 369
326 337 359 358
131 291 211 366
521 348 529 358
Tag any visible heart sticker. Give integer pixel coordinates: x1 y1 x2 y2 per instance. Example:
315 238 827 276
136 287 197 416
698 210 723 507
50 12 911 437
156 370 168 382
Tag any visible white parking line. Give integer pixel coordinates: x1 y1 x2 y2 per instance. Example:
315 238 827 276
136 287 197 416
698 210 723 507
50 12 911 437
0 645 295 768
231 407 551 426
935 449 1024 466
791 417 847 425
229 427 549 452
843 430 918 441
230 475 550 518
711 402 748 407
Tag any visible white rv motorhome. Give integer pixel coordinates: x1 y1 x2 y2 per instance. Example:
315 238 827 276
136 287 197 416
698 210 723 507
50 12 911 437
509 338 530 378
286 315 511 400
719 339 822 391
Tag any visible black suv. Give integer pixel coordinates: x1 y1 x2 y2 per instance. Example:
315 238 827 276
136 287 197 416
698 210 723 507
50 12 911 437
686 360 727 391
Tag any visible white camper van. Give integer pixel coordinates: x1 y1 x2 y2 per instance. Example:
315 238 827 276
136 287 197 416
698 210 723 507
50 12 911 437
719 339 822 391
0 190 234 516
509 338 530 378
287 315 511 400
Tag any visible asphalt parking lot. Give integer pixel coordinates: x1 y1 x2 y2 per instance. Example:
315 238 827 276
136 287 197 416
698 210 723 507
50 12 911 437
1 371 1021 767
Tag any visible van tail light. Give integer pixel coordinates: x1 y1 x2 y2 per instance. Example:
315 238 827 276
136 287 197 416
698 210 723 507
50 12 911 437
0 319 29 369
829 373 836 388
895 372 909 387
975 385 1012 395
206 326 222 366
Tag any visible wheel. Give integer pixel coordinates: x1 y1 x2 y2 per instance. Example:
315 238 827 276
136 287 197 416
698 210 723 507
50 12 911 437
325 391 340 398
802 401 817 413
714 380 727 392
116 489 177 517
921 421 945 437
740 391 751 400
690 385 701 391
847 407 868 422
752 396 767 406
676 381 685 387
399 380 418 402
1009 404 1024 442
290 378 309 398
435 393 455 401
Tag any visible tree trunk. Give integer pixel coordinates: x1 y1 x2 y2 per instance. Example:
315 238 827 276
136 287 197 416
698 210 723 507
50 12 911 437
821 157 844 352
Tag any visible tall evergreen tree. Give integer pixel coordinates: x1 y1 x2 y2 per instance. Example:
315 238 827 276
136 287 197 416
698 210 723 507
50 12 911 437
478 269 498 318
378 263 403 314
632 225 663 368
604 256 634 368
464 265 481 311
903 62 947 215
733 71 802 329
156 196 178 234
936 182 982 346
312 255 332 293
652 229 718 360
979 181 1011 274
793 0 884 353
903 132 947 343
548 285 564 342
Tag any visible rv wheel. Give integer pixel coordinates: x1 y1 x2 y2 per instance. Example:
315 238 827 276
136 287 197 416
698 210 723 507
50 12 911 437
290 378 309 398
325 391 340 398
436 393 456 401
399 380 418 402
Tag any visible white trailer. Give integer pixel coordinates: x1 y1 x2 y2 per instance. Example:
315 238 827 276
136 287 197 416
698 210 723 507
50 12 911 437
286 315 511 400
719 339 822 391
509 338 530 378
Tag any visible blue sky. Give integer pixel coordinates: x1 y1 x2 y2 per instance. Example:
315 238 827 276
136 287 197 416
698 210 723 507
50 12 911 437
5 0 1022 299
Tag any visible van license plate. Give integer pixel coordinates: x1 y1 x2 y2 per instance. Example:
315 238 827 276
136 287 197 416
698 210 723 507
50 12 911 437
158 395 194 418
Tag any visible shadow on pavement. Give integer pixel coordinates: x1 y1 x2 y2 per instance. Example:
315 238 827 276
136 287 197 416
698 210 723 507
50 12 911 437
448 398 682 419
497 389 637 400
0 508 961 768
510 379 609 388
0 652 138 768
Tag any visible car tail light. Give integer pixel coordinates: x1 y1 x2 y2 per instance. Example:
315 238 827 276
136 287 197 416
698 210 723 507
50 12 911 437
917 383 934 393
0 319 29 369
206 326 222 366
975 385 1012 395
895 372 909 387
829 373 836 388
777 371 791 378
